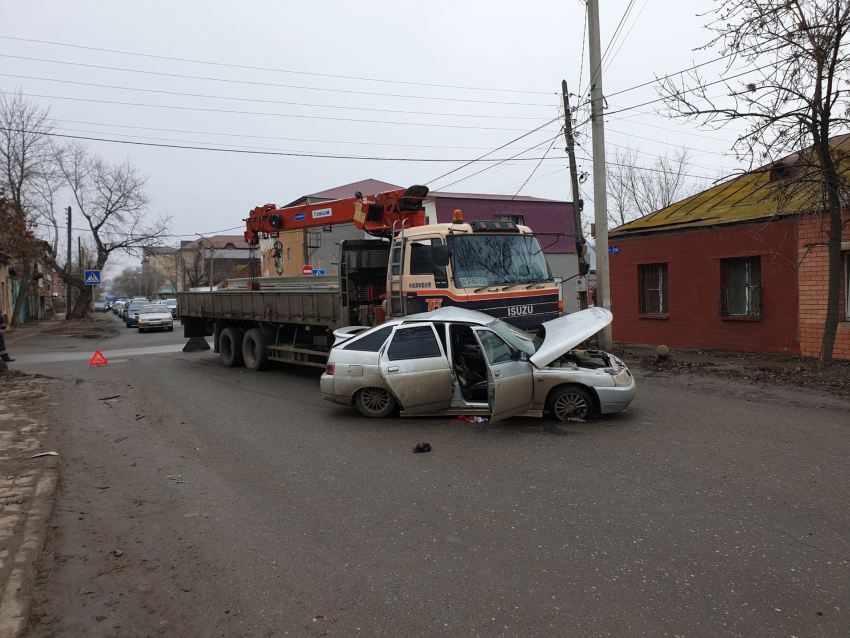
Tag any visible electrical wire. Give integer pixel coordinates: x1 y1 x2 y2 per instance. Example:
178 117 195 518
59 119 556 151
493 136 561 215
426 117 561 185
0 35 551 95
0 55 555 107
0 126 567 163
0 72 553 120
1 91 559 132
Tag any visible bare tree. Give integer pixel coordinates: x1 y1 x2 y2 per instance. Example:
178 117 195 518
0 91 55 325
47 141 171 318
607 145 707 228
660 0 850 364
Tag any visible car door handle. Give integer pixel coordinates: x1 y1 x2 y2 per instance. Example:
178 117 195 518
387 366 400 373
493 370 502 378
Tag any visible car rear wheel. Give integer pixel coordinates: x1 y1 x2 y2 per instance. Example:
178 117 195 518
547 385 594 422
219 327 245 367
355 387 397 418
242 328 270 371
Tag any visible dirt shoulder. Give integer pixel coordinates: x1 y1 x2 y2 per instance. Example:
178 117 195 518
4 317 117 348
616 343 850 399
0 372 66 638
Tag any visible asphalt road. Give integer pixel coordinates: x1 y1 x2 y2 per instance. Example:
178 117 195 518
17 313 850 637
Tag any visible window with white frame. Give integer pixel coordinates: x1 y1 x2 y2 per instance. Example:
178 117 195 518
287 247 292 263
721 257 762 317
845 252 850 320
639 263 668 315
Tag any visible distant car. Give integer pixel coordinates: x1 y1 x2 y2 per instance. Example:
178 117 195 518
124 299 150 328
321 307 635 423
137 304 174 333
165 299 178 318
113 300 126 315
93 301 107 312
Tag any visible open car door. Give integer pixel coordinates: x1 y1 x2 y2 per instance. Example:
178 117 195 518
379 323 453 415
473 328 534 425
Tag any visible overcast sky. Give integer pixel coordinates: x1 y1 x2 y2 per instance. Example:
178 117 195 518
1 0 750 275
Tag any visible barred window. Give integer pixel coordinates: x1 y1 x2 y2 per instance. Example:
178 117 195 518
639 264 668 315
721 257 761 317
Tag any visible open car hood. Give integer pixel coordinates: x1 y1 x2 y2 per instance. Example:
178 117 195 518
529 307 613 368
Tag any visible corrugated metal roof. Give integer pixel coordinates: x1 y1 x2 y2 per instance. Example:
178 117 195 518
434 197 576 253
612 133 850 236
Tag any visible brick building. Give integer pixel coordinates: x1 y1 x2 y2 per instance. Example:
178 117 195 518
608 147 850 361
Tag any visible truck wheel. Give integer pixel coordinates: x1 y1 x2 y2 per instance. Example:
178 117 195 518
242 328 270 371
219 327 245 367
355 388 397 418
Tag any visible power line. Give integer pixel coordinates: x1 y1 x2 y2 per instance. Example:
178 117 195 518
0 35 551 95
59 119 555 151
435 133 564 191
427 117 561 185
0 72 551 120
602 0 650 75
0 54 555 108
2 90 560 132
0 126 568 163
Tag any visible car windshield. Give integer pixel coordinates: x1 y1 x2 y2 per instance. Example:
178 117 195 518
448 233 551 288
166 300 177 307
128 301 148 312
139 305 163 314
487 319 543 355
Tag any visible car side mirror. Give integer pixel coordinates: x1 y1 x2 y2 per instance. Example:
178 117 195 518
432 244 450 267
518 351 529 362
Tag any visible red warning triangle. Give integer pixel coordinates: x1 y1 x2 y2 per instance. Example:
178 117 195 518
89 350 108 366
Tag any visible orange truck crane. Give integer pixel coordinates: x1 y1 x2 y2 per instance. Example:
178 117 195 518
177 185 562 371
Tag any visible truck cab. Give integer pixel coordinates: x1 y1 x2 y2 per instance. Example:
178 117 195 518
341 219 559 331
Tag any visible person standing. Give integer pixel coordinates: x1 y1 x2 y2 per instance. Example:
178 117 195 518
0 312 13 362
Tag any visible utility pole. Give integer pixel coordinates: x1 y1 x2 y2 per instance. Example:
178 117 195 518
78 236 84 317
587 0 612 349
562 80 588 311
66 206 72 314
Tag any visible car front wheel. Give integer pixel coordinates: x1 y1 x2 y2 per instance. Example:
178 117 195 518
355 387 397 418
547 385 594 422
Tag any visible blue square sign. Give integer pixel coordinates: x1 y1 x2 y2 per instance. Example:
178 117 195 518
84 270 101 285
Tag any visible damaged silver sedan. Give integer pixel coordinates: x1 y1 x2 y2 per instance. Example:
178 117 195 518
320 307 635 424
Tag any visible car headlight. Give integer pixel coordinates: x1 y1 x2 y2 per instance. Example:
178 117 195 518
612 369 632 387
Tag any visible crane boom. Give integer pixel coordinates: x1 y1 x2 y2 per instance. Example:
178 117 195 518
244 185 430 246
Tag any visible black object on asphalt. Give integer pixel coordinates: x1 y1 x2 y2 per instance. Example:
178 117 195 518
412 442 432 453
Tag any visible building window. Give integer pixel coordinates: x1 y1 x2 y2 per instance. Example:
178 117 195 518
721 257 762 317
845 252 850 320
639 264 668 315
495 214 525 226
287 247 291 263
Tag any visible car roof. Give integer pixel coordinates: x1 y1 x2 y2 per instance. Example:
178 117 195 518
402 307 495 326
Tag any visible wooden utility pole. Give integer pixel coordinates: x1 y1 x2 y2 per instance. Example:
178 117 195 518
66 206 72 314
587 0 612 349
562 80 588 310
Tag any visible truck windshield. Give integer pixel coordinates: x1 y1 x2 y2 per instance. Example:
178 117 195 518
448 234 550 288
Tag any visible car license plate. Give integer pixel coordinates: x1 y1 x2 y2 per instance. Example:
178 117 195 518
507 305 534 317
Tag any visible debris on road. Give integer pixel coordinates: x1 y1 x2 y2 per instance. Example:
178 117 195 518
27 451 59 458
113 549 124 557
412 442 432 453
451 416 488 423
98 395 121 401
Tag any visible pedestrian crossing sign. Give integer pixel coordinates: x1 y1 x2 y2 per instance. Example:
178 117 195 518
84 270 101 285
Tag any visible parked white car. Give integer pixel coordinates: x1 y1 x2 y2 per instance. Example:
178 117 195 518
320 307 635 423
137 304 174 333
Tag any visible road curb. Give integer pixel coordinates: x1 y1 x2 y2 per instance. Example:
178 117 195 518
0 468 58 638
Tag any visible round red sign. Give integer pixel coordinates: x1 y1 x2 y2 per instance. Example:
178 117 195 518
301 265 314 276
